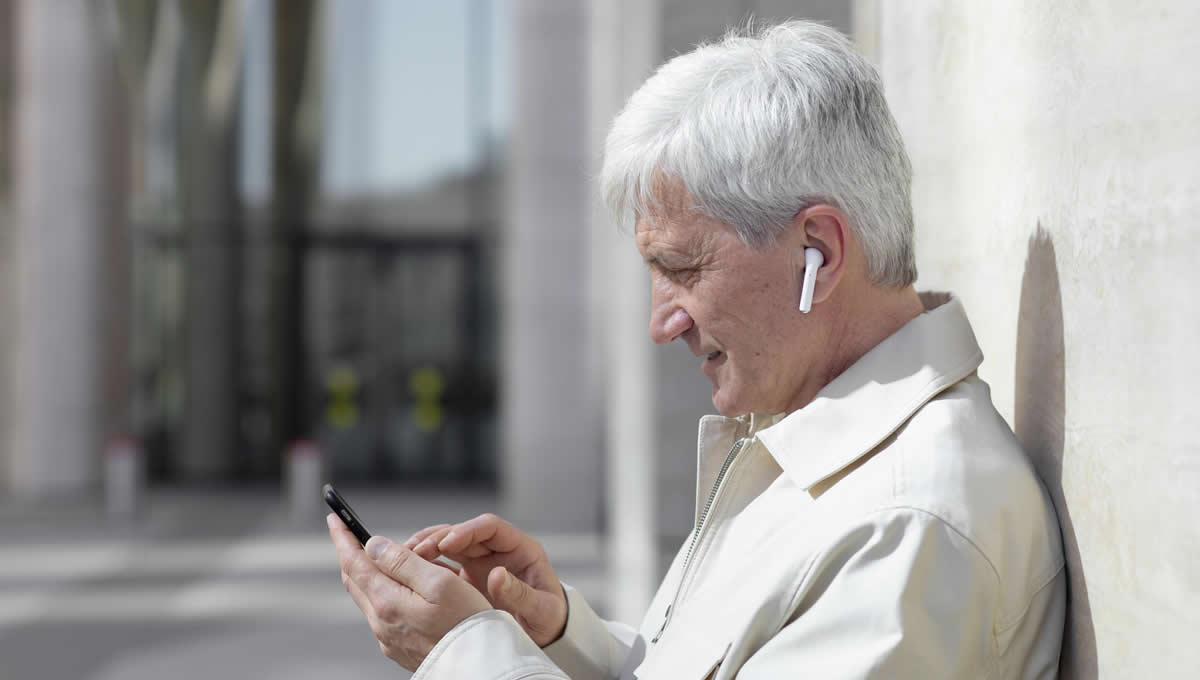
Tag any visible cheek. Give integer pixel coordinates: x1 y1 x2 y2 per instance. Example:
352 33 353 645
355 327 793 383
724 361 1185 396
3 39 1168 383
700 262 791 346
725 313 793 388
725 301 787 351
755 269 795 311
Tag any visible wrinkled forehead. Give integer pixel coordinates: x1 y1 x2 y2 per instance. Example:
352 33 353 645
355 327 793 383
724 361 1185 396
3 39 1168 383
632 175 748 257
635 207 732 262
634 213 685 252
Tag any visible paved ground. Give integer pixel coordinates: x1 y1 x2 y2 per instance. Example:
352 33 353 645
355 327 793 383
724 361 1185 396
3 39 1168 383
0 487 609 680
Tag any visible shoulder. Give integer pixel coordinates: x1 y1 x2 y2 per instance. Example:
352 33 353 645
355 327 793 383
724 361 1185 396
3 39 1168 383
890 375 1055 534
788 373 1064 628
881 374 1066 627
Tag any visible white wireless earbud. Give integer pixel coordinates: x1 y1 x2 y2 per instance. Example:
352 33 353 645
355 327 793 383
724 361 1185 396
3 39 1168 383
798 247 823 314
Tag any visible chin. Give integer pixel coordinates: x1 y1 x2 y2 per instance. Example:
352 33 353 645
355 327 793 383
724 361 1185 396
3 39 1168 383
710 386 750 418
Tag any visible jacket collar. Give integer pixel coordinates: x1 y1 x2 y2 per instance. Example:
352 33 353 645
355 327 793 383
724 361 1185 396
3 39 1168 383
753 292 984 491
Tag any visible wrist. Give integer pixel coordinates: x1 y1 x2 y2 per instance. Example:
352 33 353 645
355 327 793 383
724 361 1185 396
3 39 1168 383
540 582 570 648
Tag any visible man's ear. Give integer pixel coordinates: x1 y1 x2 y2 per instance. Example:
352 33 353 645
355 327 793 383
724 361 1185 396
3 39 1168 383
792 205 849 307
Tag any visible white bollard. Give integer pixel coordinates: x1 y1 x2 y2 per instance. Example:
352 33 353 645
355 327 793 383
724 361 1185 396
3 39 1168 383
105 436 144 520
287 439 325 523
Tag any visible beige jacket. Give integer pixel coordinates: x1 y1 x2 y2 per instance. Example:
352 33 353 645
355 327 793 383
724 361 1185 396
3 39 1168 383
415 294 1066 679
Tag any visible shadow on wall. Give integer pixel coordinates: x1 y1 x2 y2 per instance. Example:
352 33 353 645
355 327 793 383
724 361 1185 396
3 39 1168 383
1014 225 1096 679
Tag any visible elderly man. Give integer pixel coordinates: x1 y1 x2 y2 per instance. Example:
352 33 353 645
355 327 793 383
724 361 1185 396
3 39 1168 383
328 21 1066 679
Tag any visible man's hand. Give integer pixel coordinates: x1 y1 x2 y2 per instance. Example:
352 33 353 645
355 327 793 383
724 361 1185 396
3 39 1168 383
404 513 568 647
328 513 491 671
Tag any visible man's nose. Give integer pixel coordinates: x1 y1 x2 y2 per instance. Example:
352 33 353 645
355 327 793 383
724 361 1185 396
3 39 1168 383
649 306 693 345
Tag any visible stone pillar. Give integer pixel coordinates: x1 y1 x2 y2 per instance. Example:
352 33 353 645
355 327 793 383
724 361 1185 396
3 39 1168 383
0 0 15 493
177 0 243 480
501 0 601 533
10 0 119 496
588 0 663 625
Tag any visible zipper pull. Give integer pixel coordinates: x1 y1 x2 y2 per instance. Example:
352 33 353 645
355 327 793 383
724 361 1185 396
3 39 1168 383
651 604 672 643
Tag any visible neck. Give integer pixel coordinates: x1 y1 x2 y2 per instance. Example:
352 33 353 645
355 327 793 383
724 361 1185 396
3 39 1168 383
785 285 925 412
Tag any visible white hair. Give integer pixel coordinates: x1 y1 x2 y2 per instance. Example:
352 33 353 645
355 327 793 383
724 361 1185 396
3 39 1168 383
602 20 916 287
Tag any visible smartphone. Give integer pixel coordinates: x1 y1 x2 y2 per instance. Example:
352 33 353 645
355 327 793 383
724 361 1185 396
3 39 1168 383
323 483 373 547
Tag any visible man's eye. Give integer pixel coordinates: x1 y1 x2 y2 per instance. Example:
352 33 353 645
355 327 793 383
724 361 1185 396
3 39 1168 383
667 267 697 282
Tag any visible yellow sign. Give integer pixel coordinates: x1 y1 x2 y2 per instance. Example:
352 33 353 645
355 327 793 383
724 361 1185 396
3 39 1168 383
410 366 445 433
325 366 360 429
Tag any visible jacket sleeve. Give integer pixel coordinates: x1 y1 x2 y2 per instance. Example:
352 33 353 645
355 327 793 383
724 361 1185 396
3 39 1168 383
412 583 644 680
542 583 645 679
735 508 1003 679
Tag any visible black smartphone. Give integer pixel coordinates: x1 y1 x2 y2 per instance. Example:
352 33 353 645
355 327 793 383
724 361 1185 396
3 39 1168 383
323 483 373 547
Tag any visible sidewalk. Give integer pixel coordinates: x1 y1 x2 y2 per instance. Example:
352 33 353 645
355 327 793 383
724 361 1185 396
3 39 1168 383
0 487 609 680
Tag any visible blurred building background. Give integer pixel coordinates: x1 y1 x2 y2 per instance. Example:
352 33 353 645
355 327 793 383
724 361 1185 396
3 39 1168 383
0 1 1197 678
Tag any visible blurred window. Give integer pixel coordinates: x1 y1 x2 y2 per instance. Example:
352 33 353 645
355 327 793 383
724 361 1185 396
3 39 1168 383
321 0 509 196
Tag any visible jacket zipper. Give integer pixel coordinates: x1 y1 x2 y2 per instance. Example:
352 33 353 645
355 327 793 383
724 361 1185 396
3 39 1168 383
651 437 748 643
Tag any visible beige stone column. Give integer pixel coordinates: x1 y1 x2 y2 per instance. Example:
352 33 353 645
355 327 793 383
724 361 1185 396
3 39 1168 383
0 0 15 493
588 0 664 625
10 0 122 496
501 0 603 533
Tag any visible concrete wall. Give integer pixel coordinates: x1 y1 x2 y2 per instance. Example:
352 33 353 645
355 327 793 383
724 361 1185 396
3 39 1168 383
865 2 1200 676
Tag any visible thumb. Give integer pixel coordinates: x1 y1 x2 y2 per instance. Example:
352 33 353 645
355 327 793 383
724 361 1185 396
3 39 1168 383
487 566 541 616
365 536 437 596
486 567 567 645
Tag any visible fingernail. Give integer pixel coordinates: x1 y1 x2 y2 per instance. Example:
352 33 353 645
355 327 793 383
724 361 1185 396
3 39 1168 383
504 569 513 588
366 537 390 560
325 513 337 527
438 532 458 548
415 539 432 554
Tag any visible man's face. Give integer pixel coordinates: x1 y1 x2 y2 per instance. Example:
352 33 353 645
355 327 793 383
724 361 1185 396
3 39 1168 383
636 210 813 417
